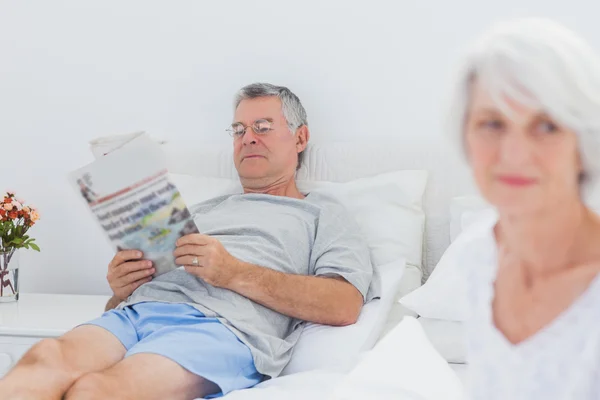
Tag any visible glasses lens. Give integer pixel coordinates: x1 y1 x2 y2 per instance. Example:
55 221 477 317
229 123 245 137
254 119 272 134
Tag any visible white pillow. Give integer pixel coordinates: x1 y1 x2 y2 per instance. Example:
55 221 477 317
418 317 466 364
281 259 406 376
399 208 497 322
449 196 491 242
298 170 427 270
331 316 464 400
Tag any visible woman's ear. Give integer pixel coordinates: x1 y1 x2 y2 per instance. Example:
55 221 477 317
296 125 310 153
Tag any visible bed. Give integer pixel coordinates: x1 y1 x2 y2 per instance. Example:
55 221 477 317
219 317 468 400
153 140 475 399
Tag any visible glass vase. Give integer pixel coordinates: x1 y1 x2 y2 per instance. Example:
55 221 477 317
0 250 19 302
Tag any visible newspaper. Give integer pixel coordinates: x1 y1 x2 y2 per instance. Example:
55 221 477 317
69 133 198 277
88 131 167 159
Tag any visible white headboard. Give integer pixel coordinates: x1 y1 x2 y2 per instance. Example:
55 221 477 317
163 139 479 278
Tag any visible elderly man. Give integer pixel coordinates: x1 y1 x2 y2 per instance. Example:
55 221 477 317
0 83 376 399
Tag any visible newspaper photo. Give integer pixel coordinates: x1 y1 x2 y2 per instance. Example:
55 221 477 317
69 133 199 277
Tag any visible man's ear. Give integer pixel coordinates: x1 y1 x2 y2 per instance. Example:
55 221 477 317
295 125 310 153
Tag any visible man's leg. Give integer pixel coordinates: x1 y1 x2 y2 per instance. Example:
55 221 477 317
65 353 220 400
0 325 126 400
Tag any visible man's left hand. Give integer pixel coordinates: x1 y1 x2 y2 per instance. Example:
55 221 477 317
174 234 242 289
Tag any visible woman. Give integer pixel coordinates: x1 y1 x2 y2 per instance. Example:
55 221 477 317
450 18 600 399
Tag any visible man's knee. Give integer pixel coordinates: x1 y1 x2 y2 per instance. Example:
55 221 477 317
21 338 58 364
21 338 79 379
23 339 66 366
65 373 115 400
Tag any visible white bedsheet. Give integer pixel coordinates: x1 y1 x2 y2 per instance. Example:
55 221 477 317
216 317 466 400
222 369 346 399
219 365 469 400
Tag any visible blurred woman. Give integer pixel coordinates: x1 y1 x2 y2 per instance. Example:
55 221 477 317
450 18 600 399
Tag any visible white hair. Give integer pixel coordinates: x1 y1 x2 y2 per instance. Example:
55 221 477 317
448 17 600 194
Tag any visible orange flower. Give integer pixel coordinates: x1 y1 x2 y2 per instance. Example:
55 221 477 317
0 209 5 219
3 197 11 204
8 211 18 219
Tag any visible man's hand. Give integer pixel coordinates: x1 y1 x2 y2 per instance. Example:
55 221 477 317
107 250 155 301
174 234 242 289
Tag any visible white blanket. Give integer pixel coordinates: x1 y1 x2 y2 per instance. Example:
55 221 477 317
219 317 465 400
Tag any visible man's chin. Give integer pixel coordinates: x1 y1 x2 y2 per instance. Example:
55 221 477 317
238 170 268 181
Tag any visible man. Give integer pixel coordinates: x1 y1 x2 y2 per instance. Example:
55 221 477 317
0 83 376 399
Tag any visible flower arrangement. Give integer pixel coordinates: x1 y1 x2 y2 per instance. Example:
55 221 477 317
1 191 40 298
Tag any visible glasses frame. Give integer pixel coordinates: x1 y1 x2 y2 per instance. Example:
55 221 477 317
226 118 275 139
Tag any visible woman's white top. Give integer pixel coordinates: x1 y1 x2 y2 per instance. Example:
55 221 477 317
465 213 600 400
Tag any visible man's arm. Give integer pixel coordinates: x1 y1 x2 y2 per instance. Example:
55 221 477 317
105 295 122 311
229 260 364 326
174 234 368 326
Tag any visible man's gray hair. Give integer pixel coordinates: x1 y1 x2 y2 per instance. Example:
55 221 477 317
234 83 308 170
448 18 600 201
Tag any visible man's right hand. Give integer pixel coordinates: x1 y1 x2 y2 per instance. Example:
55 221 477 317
107 250 155 301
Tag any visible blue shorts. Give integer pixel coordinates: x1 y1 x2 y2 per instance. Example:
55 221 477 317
85 302 263 398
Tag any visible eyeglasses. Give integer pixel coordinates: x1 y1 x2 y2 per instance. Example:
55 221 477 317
226 119 274 139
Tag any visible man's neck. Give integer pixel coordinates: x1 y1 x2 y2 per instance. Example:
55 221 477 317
242 176 305 199
498 197 594 278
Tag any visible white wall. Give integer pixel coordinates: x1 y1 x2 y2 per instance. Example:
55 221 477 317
0 0 597 295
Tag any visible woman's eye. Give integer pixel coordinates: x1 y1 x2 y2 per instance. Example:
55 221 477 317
537 120 559 134
479 119 504 131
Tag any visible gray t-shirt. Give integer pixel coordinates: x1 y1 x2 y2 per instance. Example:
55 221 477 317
122 191 377 378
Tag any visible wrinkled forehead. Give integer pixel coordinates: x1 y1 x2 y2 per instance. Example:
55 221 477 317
234 96 284 124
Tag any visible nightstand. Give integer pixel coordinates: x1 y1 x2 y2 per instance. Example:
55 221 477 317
0 293 110 377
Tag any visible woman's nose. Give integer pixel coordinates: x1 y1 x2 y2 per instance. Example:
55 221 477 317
499 130 533 166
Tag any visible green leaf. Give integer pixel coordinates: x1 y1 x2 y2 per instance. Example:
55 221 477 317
29 243 40 252
11 238 23 245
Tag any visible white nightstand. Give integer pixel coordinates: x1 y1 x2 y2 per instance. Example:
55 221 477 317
0 293 110 377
